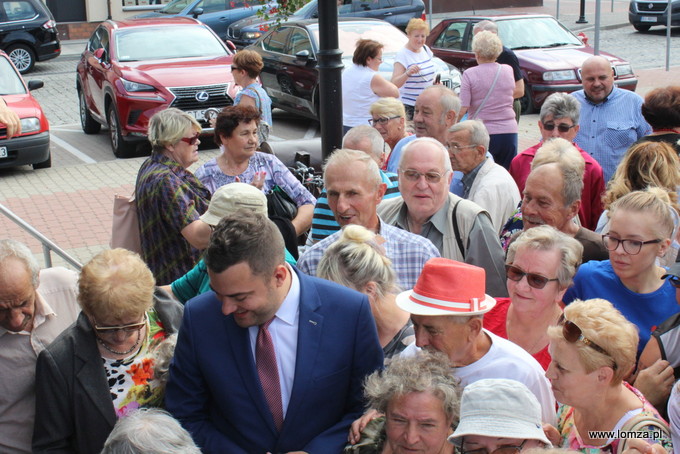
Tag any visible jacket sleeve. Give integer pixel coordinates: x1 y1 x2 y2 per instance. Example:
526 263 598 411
466 212 509 298
32 349 75 454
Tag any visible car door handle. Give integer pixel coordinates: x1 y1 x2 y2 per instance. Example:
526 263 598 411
383 12 392 15
219 16 229 21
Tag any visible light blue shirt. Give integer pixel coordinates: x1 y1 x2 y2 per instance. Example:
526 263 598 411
248 264 300 417
386 134 417 174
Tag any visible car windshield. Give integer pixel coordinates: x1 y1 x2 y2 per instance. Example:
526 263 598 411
158 0 194 14
497 17 582 50
293 0 317 17
0 58 26 95
115 26 228 61
310 22 407 57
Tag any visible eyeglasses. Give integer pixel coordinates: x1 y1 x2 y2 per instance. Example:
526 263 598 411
230 66 241 71
180 132 200 146
560 315 617 370
447 143 478 153
400 169 448 183
505 264 558 289
93 313 148 335
542 122 577 133
602 234 662 255
462 439 528 454
368 116 400 126
668 276 680 288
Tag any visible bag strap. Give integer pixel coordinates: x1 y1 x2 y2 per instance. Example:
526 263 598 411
470 64 502 120
452 199 465 259
246 83 263 114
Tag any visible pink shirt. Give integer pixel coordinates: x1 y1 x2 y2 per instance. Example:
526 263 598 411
460 62 517 135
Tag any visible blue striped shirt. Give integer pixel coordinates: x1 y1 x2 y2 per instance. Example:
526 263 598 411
572 87 651 181
395 46 435 107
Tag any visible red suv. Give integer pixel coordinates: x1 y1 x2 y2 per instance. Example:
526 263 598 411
76 17 238 158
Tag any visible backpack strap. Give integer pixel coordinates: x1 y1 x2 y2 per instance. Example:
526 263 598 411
452 199 465 260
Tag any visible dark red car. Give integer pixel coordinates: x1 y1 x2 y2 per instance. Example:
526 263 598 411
77 17 239 158
427 14 638 113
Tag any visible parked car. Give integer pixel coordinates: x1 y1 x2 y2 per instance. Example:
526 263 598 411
134 0 273 41
629 0 680 32
427 14 638 114
76 17 239 158
247 18 460 121
0 0 60 73
0 50 50 169
228 0 425 48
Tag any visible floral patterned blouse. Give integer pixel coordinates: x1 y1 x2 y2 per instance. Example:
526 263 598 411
102 309 168 418
556 382 672 453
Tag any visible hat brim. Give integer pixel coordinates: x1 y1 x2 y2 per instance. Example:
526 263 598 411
396 289 496 316
199 211 220 226
448 415 551 447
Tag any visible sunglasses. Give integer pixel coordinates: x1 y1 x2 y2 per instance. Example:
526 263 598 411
400 168 447 184
230 66 241 71
180 132 201 146
668 276 680 289
560 316 617 370
368 116 400 126
543 122 576 133
93 313 148 335
505 264 558 289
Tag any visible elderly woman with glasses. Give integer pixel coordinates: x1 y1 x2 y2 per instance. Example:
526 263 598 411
545 298 672 453
564 188 678 356
369 97 410 167
345 351 460 454
135 107 211 285
33 249 183 454
484 225 583 370
342 39 399 132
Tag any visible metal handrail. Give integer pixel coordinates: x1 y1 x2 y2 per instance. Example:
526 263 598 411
0 202 82 270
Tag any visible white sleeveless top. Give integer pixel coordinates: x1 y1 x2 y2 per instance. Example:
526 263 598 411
342 63 379 127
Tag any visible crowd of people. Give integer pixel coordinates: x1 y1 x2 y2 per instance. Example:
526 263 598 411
2 20 680 454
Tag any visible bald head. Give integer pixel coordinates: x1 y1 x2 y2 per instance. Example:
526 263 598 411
580 56 614 104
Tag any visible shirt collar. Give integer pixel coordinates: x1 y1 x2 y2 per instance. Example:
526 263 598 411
0 290 55 337
584 86 615 105
461 158 487 198
428 197 451 234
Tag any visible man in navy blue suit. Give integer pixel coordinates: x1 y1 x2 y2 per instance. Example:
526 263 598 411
166 212 384 454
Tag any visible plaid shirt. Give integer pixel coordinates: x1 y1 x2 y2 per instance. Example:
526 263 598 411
135 153 210 285
298 219 440 290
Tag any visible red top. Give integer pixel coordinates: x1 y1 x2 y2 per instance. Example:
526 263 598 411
484 297 553 370
509 142 606 230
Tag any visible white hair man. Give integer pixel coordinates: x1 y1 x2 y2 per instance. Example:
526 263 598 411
0 239 79 453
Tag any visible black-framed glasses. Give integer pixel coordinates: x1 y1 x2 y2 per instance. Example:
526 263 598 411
447 143 478 153
602 234 662 255
93 313 147 335
668 276 680 289
400 168 448 183
560 315 617 370
368 116 400 126
180 132 200 146
230 66 241 71
543 122 577 133
462 438 527 454
505 264 558 289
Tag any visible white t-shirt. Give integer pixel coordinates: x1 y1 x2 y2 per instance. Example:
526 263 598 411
342 63 379 127
402 329 556 424
395 45 435 107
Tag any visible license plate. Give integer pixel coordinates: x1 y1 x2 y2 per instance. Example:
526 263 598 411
641 16 657 22
186 110 208 122
0 146 6 158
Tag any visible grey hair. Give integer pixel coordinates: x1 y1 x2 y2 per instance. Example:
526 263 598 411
317 225 399 301
420 85 461 123
400 137 452 172
472 30 502 61
150 334 177 392
324 148 382 189
539 92 581 125
363 351 460 424
101 408 200 454
531 138 585 206
473 20 498 34
148 107 201 154
506 225 583 288
343 125 389 164
448 120 490 150
0 239 40 287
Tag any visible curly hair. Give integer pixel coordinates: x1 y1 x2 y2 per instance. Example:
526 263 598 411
213 104 261 143
148 108 201 154
641 86 680 130
471 30 502 61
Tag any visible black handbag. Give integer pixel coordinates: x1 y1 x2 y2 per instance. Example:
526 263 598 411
267 185 297 220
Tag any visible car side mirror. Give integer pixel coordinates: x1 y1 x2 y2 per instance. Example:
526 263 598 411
295 50 311 62
27 80 43 91
93 47 106 63
192 7 204 18
225 39 237 52
311 11 318 18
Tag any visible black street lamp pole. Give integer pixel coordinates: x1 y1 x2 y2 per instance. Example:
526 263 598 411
316 0 344 160
576 0 588 23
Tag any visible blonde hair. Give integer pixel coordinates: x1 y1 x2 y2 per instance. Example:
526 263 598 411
316 225 398 300
603 141 680 214
608 187 677 238
471 30 502 61
547 298 638 383
405 18 429 35
370 97 406 119
148 108 201 154
531 138 586 207
78 249 155 321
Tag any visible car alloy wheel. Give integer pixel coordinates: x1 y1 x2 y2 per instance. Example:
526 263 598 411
79 89 101 134
107 103 135 158
7 44 36 74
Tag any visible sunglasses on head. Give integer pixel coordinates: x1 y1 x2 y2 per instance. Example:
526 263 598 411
560 315 617 370
180 132 200 145
505 264 558 289
543 122 576 133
